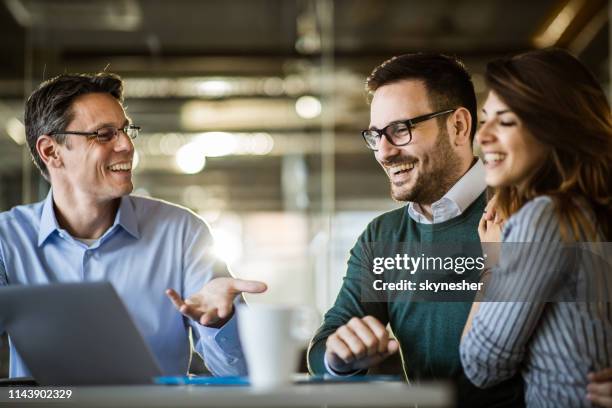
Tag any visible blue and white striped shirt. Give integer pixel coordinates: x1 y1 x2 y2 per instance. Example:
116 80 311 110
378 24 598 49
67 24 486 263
461 196 612 407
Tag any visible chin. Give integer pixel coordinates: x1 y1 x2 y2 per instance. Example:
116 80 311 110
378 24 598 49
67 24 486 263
390 185 414 202
485 174 510 188
114 183 134 197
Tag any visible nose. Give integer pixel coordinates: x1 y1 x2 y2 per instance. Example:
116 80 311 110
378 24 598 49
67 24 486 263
476 120 496 147
113 129 134 152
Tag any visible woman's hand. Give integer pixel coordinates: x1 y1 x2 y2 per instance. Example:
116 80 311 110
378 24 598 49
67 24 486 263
479 194 505 269
478 194 504 243
588 369 612 407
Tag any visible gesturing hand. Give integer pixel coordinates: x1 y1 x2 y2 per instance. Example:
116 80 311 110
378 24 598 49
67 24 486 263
166 277 267 328
325 316 399 374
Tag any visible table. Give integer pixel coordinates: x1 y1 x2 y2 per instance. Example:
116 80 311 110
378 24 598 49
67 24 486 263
1 382 453 407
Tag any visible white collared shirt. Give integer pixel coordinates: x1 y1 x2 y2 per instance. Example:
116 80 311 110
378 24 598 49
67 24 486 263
408 158 486 224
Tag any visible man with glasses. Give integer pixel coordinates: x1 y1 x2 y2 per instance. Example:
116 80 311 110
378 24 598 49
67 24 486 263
307 54 524 406
0 73 266 379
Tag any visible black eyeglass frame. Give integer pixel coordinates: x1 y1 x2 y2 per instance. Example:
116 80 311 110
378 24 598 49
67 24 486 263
361 109 456 151
49 125 141 142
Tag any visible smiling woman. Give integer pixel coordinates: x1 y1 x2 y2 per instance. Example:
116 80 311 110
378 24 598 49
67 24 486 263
461 48 612 407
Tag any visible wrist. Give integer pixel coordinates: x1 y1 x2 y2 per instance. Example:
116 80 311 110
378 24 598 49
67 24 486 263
199 308 235 328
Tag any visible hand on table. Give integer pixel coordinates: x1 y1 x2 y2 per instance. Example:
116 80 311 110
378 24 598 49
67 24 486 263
588 368 612 407
166 277 267 328
325 316 399 374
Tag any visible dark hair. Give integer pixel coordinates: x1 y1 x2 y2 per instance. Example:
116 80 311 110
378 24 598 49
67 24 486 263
366 53 478 142
487 48 612 241
24 72 124 179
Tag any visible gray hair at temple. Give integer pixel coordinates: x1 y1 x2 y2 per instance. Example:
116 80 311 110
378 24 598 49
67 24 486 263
24 73 124 180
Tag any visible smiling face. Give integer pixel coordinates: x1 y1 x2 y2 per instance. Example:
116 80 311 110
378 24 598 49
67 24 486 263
370 80 463 204
477 91 549 189
53 92 135 202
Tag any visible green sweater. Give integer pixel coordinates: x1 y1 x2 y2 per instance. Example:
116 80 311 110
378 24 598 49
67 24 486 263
307 193 524 407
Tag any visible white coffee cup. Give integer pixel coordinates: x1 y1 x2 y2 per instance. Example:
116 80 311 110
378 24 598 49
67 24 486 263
237 303 318 388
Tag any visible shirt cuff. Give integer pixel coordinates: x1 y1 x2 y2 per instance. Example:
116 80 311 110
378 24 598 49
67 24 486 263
196 311 242 357
323 353 362 377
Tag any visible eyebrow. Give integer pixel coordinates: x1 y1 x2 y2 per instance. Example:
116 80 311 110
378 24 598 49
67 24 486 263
481 108 512 116
88 119 130 131
368 118 410 130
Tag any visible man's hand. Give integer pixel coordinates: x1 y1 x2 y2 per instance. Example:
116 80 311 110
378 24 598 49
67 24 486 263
325 316 399 374
166 277 267 328
588 369 612 407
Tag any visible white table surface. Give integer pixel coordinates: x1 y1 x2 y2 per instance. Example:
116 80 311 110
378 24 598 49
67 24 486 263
1 382 453 408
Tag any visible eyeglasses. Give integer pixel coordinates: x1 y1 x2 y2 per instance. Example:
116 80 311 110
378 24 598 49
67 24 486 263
361 109 455 151
49 125 141 143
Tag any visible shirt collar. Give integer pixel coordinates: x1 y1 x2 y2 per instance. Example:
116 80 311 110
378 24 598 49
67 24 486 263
38 191 140 246
444 158 487 213
115 195 140 240
38 190 60 246
407 158 486 224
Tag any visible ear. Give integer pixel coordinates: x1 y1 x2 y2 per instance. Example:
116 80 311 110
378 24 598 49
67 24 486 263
36 135 64 172
446 107 472 147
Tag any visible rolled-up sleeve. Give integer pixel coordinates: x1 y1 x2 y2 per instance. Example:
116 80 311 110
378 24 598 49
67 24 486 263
460 197 566 388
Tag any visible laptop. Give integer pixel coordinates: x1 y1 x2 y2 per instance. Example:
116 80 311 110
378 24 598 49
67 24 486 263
0 282 163 385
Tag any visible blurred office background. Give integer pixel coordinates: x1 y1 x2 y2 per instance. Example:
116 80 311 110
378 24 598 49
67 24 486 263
0 0 609 376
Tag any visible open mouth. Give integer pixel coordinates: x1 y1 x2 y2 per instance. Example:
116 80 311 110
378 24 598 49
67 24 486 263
107 162 132 172
483 153 506 167
388 161 416 177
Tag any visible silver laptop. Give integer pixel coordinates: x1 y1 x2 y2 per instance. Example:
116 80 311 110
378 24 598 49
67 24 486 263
0 282 162 385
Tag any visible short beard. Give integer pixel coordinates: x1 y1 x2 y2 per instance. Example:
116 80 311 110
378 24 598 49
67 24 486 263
391 127 463 204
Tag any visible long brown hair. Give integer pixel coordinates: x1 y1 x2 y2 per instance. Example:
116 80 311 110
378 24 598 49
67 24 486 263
485 48 612 241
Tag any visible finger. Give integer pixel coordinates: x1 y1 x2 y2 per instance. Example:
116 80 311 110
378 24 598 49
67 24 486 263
228 279 268 295
347 317 379 357
478 214 487 236
362 316 390 353
337 325 367 360
351 342 399 370
217 303 234 319
485 206 496 221
588 382 612 394
494 212 503 224
179 303 204 321
165 289 186 310
587 392 612 407
386 339 400 354
589 369 612 382
199 310 220 326
326 333 356 365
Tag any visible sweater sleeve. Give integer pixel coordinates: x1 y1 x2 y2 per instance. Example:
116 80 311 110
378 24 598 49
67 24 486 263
307 225 389 375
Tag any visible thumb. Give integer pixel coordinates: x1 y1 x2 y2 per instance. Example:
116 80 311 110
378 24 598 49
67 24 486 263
229 278 268 294
386 339 400 355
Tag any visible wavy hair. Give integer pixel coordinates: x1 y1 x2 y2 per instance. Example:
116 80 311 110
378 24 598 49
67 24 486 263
485 48 612 241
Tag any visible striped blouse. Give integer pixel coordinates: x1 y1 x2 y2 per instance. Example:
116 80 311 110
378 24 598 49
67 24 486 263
460 196 612 407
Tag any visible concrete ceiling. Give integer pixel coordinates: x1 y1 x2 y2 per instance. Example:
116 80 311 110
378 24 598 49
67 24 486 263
0 0 608 210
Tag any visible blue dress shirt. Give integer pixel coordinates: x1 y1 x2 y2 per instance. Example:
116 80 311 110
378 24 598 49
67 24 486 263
0 191 246 378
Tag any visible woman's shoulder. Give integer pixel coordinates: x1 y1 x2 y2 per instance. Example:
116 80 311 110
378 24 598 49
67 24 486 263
503 196 558 242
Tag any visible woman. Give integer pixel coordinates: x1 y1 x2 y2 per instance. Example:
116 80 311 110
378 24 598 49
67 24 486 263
460 48 612 407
